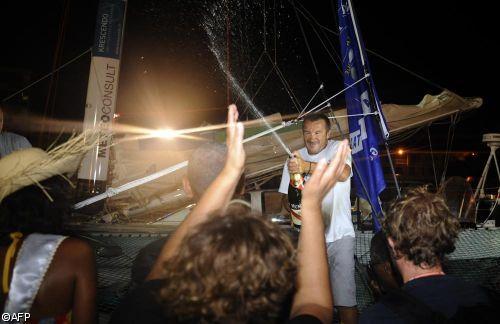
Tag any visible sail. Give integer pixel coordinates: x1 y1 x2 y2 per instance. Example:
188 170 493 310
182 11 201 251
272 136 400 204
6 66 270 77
103 90 481 222
338 0 386 229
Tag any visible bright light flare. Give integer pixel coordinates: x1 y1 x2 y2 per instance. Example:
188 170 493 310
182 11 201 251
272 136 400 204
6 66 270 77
397 149 404 155
151 128 177 140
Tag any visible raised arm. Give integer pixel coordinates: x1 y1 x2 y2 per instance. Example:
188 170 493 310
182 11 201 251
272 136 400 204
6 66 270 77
290 140 350 323
147 105 245 280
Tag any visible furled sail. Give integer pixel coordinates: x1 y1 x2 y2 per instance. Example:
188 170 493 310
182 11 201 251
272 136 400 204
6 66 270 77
105 90 481 221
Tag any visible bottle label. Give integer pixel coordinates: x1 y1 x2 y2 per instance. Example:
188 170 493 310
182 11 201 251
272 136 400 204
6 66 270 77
288 173 304 231
290 208 302 228
290 176 304 190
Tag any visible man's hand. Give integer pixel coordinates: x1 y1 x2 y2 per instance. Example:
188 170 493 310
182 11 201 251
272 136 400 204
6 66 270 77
302 140 350 206
224 104 245 177
288 151 308 174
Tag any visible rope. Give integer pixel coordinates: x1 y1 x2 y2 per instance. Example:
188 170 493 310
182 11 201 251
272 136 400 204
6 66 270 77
263 0 267 52
265 53 303 112
292 0 320 77
226 1 231 105
328 109 347 136
2 48 92 102
299 73 371 119
427 126 439 188
311 15 446 92
294 2 343 74
329 0 338 30
238 51 301 116
346 0 366 67
366 50 445 92
235 51 266 115
273 0 277 63
292 0 342 116
251 68 275 102
242 121 292 144
296 1 348 137
39 0 71 142
306 15 343 74
388 126 423 144
440 113 459 185
327 112 377 119
299 83 324 116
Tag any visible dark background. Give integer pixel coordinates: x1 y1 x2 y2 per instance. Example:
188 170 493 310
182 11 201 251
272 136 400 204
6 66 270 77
0 0 497 185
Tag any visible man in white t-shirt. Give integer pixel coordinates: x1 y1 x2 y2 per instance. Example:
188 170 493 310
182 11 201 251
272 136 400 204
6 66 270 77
279 113 357 324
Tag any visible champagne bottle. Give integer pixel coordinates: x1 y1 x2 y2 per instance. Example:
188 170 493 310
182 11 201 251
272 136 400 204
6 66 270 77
288 172 304 231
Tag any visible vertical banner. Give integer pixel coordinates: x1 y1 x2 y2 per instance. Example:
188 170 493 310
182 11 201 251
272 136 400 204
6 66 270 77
338 0 387 230
78 0 127 184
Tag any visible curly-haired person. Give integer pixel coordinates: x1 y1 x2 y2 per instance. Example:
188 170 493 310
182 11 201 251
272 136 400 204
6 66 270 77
360 187 497 324
160 211 297 323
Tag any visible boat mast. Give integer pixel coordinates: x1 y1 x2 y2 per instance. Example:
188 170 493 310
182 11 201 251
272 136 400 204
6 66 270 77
77 0 128 209
346 0 401 198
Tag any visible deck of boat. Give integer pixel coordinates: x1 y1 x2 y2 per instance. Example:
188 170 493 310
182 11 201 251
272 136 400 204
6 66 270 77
68 224 500 323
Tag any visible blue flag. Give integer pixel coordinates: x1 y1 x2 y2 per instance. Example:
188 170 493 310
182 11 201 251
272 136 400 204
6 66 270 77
338 0 387 230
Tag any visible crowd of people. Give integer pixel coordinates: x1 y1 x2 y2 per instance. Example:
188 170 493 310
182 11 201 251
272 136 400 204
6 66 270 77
0 104 497 323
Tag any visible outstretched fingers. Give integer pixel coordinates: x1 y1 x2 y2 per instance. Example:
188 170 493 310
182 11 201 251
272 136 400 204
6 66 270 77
226 104 243 146
304 140 350 199
226 104 238 146
225 104 245 174
322 140 349 187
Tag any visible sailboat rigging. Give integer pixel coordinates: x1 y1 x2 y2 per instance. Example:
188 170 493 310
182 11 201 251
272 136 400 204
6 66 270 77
0 1 485 224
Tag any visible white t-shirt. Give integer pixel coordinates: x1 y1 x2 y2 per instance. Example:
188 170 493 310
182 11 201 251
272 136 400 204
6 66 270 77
279 140 354 243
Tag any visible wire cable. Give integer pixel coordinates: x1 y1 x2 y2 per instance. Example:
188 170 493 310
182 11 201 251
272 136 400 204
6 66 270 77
427 126 439 188
440 113 459 185
311 14 446 92
2 48 92 103
291 0 320 77
265 53 303 112
299 73 370 119
299 83 324 116
294 2 343 74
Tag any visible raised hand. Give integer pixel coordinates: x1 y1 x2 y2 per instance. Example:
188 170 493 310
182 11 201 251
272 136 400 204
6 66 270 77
302 139 350 205
225 104 245 177
146 105 246 280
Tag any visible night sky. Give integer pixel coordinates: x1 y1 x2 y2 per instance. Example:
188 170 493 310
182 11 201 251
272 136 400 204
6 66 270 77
0 0 497 179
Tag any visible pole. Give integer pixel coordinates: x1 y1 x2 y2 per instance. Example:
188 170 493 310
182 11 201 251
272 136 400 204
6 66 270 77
346 0 401 198
76 0 128 212
327 102 384 223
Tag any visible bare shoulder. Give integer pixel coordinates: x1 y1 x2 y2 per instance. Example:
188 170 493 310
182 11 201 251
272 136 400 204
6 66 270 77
56 237 95 264
34 237 96 315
